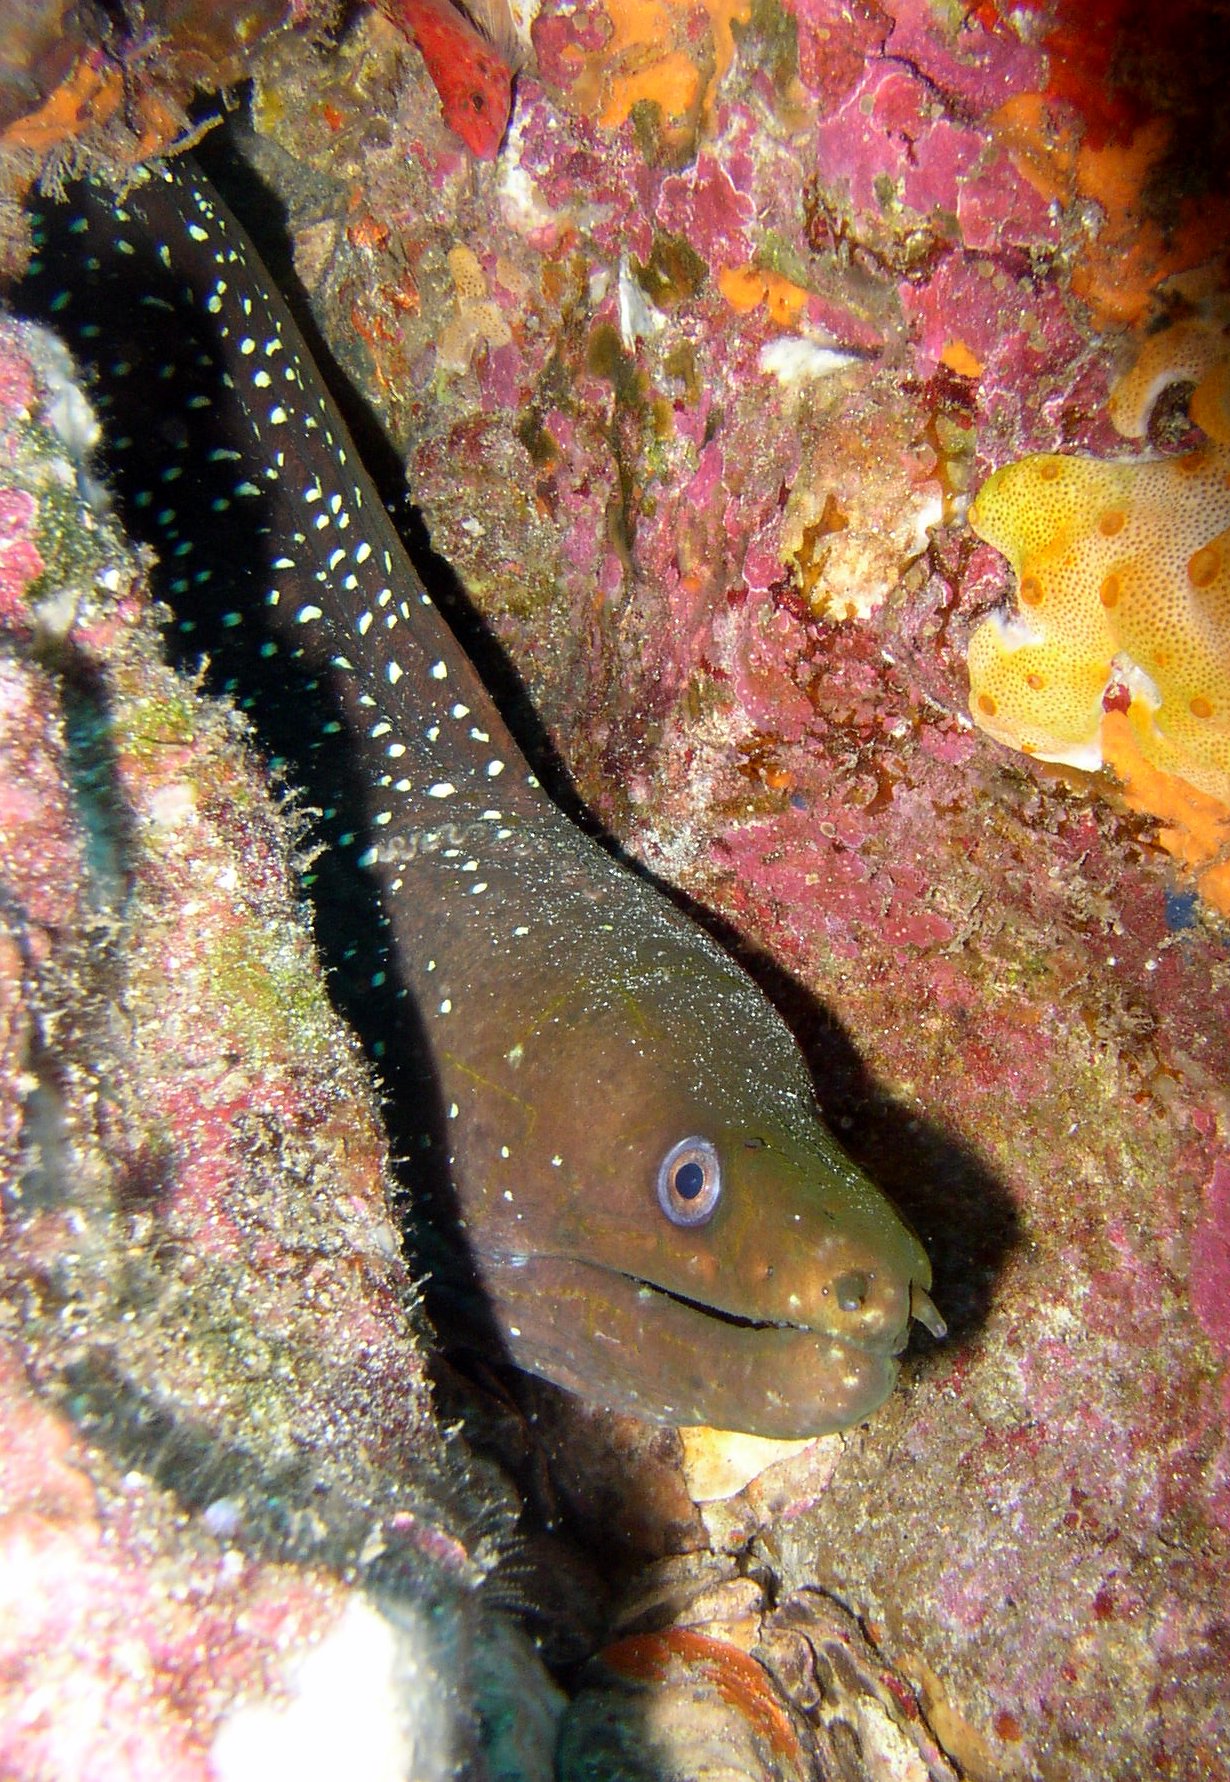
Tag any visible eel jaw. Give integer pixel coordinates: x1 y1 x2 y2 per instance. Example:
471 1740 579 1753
613 1270 911 1347
480 1254 932 1439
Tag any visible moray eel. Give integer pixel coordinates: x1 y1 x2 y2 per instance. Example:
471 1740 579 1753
22 159 943 1438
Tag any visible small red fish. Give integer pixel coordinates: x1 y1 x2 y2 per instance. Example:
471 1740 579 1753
379 0 516 160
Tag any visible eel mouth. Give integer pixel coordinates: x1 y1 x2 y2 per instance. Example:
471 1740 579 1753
482 1254 937 1438
620 1271 944 1347
619 1269 945 1351
629 1274 815 1334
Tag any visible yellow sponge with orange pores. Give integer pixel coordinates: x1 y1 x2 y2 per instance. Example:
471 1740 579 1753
967 444 1230 803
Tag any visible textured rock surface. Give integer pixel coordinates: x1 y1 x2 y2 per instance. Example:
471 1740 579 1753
0 313 560 1779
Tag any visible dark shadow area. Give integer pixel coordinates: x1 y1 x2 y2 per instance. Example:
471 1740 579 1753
11 135 510 1382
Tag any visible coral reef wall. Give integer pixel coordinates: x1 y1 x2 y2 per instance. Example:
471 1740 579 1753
226 3 1230 1773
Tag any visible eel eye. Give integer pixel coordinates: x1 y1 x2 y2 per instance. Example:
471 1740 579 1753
656 1136 722 1227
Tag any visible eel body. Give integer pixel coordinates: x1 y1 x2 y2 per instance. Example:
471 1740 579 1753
23 159 943 1437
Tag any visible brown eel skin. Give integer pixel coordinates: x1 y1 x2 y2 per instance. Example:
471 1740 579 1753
23 156 944 1437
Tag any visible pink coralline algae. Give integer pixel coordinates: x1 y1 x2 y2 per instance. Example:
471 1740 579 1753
655 152 755 267
0 1355 339 1781
0 486 42 615
0 349 34 428
1194 1160 1230 1351
809 59 1047 256
1193 1159 1230 1525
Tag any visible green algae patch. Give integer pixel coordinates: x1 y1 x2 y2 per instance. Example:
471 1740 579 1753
632 233 707 310
112 683 201 756
518 409 560 468
587 320 644 406
202 924 337 1069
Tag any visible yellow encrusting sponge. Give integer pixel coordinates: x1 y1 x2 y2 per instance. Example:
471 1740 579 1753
967 444 1230 803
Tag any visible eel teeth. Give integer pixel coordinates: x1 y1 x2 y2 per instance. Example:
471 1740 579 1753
910 1282 947 1340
